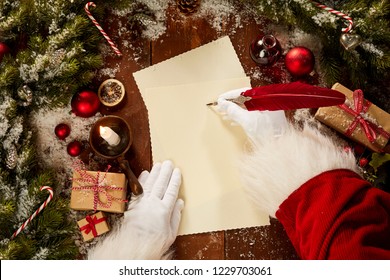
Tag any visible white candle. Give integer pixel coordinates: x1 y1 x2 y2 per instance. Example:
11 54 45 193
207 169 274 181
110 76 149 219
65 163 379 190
99 126 120 146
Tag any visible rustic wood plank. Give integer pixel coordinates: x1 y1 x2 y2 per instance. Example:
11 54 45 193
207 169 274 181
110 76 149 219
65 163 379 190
172 231 225 260
225 219 299 260
151 4 220 64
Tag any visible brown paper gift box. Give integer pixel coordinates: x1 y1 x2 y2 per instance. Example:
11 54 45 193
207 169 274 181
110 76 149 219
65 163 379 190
77 211 110 241
315 83 390 152
70 170 127 213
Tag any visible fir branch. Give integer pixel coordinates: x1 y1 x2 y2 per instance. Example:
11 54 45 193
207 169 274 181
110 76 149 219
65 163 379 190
4 97 18 120
0 61 19 88
6 237 36 260
0 0 142 260
80 54 104 70
0 199 16 234
0 3 29 36
28 172 56 196
48 15 90 49
320 46 343 85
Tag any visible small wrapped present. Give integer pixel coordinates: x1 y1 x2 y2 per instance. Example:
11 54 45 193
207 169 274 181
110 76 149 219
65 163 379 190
315 83 390 152
77 212 110 241
70 161 128 213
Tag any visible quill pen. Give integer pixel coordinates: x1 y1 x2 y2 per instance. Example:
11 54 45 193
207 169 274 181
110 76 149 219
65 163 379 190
207 82 345 111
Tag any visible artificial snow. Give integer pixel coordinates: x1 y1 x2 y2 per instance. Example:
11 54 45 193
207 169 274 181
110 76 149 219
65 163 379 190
29 105 102 187
31 247 50 260
311 11 338 29
0 95 12 138
361 42 384 57
97 67 119 79
196 0 241 34
110 0 169 41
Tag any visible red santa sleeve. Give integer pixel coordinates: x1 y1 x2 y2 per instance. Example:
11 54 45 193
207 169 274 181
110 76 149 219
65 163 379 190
276 169 390 259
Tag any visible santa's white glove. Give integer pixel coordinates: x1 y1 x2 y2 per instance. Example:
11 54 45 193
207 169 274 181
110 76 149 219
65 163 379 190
124 160 184 249
88 160 184 260
217 88 288 143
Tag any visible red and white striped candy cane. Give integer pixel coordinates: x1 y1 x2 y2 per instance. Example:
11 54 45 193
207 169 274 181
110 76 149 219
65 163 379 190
11 186 54 240
310 0 353 33
84 2 122 56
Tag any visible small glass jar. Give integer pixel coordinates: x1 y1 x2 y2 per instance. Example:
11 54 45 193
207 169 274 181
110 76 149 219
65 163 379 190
249 34 282 66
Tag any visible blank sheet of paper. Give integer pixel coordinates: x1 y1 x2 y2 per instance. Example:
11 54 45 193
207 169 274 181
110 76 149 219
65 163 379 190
143 78 270 236
133 36 247 92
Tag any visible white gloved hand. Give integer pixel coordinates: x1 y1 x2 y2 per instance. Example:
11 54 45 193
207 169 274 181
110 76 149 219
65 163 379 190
88 160 184 260
217 88 288 143
124 160 184 249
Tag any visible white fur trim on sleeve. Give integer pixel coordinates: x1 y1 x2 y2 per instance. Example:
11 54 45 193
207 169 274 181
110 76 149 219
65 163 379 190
239 123 359 218
87 220 173 260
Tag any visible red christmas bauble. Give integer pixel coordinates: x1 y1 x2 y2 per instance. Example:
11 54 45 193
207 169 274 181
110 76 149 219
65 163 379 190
55 123 71 140
67 140 83 157
285 46 315 76
359 157 369 168
0 42 11 62
71 90 100 118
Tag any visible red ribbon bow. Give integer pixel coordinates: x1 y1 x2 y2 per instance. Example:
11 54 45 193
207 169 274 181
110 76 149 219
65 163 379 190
80 215 107 237
338 89 390 145
72 160 128 211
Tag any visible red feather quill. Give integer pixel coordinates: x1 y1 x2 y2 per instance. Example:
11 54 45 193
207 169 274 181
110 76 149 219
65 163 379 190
238 82 345 111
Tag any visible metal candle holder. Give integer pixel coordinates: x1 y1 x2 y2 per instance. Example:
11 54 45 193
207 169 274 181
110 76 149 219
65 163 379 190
89 115 143 196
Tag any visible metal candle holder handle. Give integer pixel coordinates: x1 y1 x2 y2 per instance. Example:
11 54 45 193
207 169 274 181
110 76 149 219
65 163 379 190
89 115 143 196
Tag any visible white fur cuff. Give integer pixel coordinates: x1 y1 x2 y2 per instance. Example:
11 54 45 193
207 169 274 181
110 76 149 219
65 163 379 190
88 222 173 260
239 123 359 218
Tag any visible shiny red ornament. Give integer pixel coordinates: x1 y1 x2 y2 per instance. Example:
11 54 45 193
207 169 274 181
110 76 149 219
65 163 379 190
359 158 369 168
54 123 71 140
71 90 100 118
0 42 11 62
67 140 83 157
285 46 315 77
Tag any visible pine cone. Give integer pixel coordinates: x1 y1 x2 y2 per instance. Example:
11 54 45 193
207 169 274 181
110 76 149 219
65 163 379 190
177 0 200 15
17 85 33 107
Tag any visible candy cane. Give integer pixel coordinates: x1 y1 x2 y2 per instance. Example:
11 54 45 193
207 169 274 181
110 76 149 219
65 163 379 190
310 0 354 33
84 2 122 56
11 186 54 240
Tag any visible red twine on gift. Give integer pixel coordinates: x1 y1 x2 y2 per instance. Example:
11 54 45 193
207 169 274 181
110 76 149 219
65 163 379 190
80 214 107 237
72 160 128 211
338 89 390 145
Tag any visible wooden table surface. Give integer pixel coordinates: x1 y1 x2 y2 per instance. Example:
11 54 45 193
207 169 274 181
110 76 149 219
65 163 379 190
97 2 299 260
